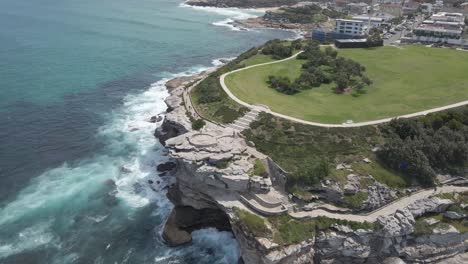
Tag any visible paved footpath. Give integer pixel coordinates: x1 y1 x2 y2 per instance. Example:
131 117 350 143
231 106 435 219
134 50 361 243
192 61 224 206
290 186 468 223
219 52 468 128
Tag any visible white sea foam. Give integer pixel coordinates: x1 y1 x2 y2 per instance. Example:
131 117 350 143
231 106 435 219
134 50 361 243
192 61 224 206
0 60 239 261
0 220 59 259
180 2 264 31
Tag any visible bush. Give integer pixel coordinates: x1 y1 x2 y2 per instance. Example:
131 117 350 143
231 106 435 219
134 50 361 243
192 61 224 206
343 192 369 209
267 75 298 94
252 159 267 177
262 40 293 59
191 119 206 130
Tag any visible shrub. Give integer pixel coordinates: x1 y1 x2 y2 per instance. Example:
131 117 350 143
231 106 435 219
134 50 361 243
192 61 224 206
252 159 267 177
267 75 298 94
191 119 206 130
343 192 369 209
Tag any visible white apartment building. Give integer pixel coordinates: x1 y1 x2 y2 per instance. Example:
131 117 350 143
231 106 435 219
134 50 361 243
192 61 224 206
335 19 368 36
431 12 464 25
352 16 387 27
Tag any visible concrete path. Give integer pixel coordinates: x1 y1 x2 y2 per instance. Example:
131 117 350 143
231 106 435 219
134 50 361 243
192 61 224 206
290 186 468 223
219 52 468 128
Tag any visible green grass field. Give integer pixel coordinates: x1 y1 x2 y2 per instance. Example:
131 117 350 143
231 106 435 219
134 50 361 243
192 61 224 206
225 45 468 123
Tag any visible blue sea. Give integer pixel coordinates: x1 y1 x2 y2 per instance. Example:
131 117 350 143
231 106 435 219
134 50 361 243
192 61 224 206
0 0 294 263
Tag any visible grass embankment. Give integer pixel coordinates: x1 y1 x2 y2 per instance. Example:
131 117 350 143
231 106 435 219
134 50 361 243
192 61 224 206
226 45 468 123
243 112 408 193
235 208 376 245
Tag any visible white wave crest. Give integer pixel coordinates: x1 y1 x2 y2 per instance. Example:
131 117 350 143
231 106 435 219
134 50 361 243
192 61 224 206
180 2 264 31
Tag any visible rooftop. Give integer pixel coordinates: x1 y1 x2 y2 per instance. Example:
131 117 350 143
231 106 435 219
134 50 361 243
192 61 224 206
335 39 368 43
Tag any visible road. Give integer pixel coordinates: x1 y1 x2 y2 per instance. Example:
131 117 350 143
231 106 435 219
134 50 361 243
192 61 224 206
290 186 468 223
219 51 468 128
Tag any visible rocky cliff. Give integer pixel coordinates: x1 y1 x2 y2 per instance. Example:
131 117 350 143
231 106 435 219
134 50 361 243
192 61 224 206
155 74 468 264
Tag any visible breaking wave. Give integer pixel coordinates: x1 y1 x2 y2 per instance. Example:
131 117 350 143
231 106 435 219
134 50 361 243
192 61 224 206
0 62 239 262
180 2 264 31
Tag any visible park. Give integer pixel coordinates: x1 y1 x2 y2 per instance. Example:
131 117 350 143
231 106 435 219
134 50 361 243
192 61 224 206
224 45 468 123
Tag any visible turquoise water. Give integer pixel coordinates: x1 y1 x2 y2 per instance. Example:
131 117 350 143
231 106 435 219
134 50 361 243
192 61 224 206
0 0 294 263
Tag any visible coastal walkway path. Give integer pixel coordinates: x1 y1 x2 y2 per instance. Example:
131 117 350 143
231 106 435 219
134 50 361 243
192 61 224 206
289 186 468 223
219 52 468 128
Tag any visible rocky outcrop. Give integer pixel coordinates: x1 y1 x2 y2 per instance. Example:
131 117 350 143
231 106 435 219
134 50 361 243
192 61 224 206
154 76 194 145
156 73 468 263
377 197 454 237
364 182 398 211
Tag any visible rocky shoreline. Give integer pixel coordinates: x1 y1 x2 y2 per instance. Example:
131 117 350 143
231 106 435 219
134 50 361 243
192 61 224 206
152 69 468 263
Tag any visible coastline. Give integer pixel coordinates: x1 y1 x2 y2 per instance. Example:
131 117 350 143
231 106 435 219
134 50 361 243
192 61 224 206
180 0 307 37
156 60 468 264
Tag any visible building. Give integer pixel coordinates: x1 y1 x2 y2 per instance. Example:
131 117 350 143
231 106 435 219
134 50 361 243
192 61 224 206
461 2 468 11
431 12 464 24
345 2 370 15
421 3 433 15
380 4 403 17
433 0 444 12
335 19 368 36
335 38 369 48
411 13 465 45
402 1 420 15
412 26 463 45
352 15 387 27
312 28 364 43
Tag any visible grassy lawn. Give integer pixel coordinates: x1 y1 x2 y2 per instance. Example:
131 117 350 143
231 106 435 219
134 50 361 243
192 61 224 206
226 45 468 123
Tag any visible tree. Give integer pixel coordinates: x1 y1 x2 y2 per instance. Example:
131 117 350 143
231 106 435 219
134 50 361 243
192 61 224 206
335 71 349 92
291 39 303 50
367 28 383 47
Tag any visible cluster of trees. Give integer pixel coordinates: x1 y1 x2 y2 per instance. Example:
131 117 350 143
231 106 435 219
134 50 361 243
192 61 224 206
261 39 293 59
267 76 297 94
267 41 371 94
378 108 468 186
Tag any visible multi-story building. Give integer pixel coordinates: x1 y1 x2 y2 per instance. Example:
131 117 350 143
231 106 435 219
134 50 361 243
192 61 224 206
431 12 464 25
352 16 387 27
411 12 465 45
335 19 368 36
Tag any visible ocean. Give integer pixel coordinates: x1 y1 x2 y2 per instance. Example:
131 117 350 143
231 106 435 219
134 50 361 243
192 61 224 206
0 0 295 263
